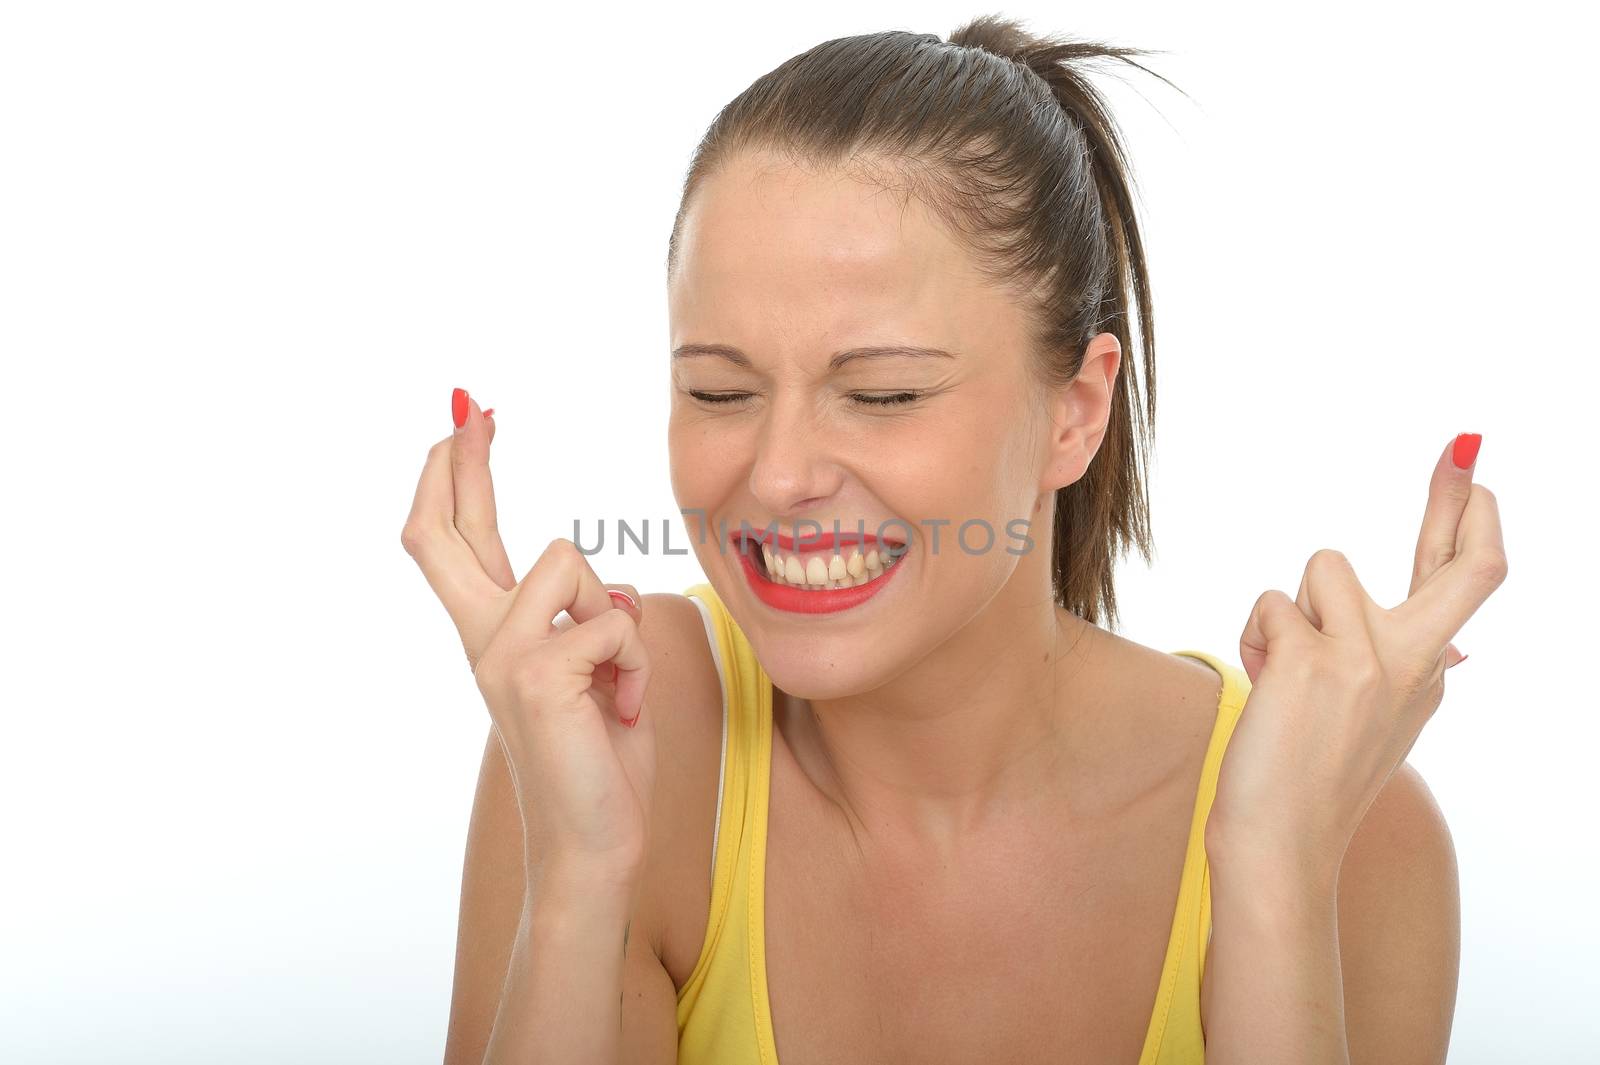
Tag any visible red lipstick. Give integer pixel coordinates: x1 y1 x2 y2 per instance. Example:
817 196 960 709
729 527 907 614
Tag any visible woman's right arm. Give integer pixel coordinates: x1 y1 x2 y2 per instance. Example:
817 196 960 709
443 724 681 1065
403 391 682 1064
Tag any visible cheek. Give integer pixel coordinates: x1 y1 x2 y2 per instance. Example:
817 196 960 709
668 425 726 568
667 421 728 501
881 418 1038 580
668 419 754 549
881 414 1031 517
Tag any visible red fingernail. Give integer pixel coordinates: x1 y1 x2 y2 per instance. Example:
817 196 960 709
608 589 638 610
482 408 494 419
1451 432 1482 469
452 388 469 429
621 709 641 728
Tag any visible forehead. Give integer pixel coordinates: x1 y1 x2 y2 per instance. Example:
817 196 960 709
668 151 1016 354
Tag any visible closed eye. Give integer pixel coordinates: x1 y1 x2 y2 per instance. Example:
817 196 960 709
850 391 922 406
684 389 926 407
687 390 752 405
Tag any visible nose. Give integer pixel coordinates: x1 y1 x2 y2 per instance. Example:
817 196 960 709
748 393 845 517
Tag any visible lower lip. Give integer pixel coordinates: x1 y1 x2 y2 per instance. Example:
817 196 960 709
737 543 906 614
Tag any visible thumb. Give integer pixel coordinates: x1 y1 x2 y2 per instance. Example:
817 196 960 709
591 585 643 686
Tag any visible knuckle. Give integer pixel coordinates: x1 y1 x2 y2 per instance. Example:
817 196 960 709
540 536 583 568
1342 650 1384 693
400 519 447 560
1255 588 1294 616
548 536 601 582
1307 548 1351 576
1471 549 1509 588
399 524 424 558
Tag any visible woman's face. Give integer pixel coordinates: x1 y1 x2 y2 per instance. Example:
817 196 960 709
667 151 1098 699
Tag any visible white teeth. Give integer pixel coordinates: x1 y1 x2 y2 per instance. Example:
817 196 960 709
755 542 905 591
804 556 828 586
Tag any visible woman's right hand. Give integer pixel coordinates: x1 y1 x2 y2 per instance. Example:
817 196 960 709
400 389 657 894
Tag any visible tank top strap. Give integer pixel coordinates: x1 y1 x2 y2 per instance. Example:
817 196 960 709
678 582 774 1019
1168 648 1253 990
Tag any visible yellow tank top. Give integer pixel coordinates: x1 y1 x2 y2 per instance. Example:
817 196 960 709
675 582 1251 1064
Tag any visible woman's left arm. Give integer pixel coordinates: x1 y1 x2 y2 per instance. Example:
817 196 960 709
1201 761 1460 1065
1199 433 1502 1064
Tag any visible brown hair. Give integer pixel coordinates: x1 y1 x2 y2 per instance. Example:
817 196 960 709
667 14 1186 631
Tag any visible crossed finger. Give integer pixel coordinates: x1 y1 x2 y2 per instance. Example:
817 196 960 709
1396 477 1507 663
403 442 507 661
1411 433 1482 598
448 388 515 590
401 390 514 662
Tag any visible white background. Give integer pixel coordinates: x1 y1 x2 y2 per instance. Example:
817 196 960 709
2 2 1592 1061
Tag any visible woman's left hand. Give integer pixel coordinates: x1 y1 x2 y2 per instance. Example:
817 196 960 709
1206 432 1507 882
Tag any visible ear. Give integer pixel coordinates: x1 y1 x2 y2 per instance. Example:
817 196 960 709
1039 331 1122 492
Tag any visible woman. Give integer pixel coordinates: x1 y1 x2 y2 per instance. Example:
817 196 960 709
404 16 1505 1064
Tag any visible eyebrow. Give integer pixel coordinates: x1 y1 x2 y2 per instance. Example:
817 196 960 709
671 342 959 372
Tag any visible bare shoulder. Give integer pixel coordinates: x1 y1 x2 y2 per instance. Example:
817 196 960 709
1339 763 1460 1059
1338 761 1459 931
1091 626 1229 713
1089 628 1231 751
633 591 725 775
628 592 728 986
1337 763 1459 949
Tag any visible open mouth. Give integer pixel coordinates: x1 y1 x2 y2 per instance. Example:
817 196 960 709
736 530 902 588
729 527 908 614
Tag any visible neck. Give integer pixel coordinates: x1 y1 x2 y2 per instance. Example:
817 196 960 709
776 566 1103 861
